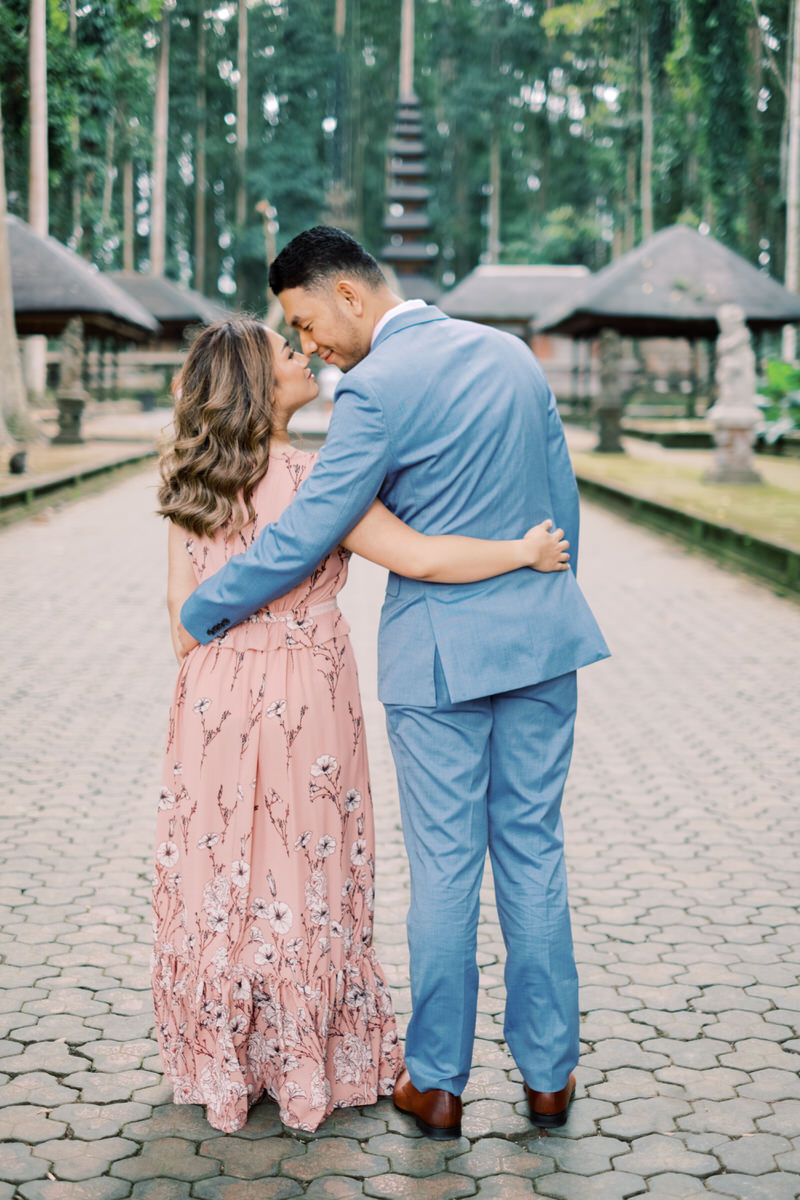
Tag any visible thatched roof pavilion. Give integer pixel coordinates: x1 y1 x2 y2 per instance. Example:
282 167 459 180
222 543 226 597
108 272 231 341
7 215 159 341
442 264 590 336
536 225 800 339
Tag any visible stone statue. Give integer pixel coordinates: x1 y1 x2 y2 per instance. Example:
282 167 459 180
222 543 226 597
594 327 624 453
705 304 762 484
52 318 90 446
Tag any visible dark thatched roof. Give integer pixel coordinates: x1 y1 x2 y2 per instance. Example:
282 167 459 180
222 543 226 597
441 265 590 325
108 272 232 339
7 215 160 341
536 224 800 339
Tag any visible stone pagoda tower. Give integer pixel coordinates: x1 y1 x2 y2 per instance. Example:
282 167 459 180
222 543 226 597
381 0 439 300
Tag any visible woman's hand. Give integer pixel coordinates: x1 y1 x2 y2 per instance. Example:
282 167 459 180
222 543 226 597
174 622 200 663
521 519 570 572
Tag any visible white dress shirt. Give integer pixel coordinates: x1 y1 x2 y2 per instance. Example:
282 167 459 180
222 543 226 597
370 298 427 349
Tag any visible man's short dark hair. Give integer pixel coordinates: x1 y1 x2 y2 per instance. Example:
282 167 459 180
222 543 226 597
268 226 386 295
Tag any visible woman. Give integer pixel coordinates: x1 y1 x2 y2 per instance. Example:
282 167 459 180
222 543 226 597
153 317 569 1134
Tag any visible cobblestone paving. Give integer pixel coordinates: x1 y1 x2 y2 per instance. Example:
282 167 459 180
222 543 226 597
1 467 799 1200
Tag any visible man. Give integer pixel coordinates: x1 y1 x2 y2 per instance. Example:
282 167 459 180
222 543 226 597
180 226 609 1138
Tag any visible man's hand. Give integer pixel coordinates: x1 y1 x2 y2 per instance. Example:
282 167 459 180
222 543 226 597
175 622 200 663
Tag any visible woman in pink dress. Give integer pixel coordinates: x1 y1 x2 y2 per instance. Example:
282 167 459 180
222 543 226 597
153 318 569 1134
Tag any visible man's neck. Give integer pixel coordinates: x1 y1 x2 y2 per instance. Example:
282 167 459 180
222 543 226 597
367 290 404 336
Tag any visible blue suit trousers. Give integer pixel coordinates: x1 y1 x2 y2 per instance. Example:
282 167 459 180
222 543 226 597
384 657 580 1095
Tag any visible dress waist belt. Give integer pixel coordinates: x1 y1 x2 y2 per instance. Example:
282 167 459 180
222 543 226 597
262 598 339 623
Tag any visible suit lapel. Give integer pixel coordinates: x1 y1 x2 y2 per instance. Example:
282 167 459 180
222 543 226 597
371 305 449 352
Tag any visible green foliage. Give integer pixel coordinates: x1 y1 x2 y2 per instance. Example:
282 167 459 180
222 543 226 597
757 360 800 440
0 0 792 307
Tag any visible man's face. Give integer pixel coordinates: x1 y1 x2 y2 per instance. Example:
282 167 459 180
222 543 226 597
278 282 372 373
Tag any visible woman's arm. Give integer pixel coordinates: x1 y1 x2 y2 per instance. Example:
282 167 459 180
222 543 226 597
342 501 569 582
167 522 199 662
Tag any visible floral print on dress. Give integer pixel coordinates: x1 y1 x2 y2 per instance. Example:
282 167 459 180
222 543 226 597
151 447 403 1133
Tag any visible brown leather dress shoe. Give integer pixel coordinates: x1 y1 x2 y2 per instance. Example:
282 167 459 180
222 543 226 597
392 1067 462 1139
525 1073 576 1128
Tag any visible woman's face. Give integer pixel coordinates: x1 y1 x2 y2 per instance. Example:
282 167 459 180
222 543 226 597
267 326 319 418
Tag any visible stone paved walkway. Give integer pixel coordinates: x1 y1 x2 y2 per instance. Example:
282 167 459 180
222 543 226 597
1 468 799 1200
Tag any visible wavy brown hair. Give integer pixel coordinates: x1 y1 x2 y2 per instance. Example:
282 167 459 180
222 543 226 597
157 318 276 537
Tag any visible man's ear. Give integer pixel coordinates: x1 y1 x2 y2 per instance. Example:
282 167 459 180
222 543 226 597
334 278 365 317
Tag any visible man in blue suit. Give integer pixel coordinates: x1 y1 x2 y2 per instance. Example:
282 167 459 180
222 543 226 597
180 226 609 1138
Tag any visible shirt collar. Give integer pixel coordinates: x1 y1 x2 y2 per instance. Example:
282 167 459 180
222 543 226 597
370 298 427 348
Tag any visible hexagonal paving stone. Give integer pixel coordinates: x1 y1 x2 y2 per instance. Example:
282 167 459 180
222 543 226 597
0 1142 49 1183
0 1104 68 1142
305 1180 366 1200
32 1136 138 1182
448 1136 554 1179
462 1067 523 1103
80 1040 155 1073
11 1015 103 1045
713 1132 792 1174
130 1183 192 1200
299 1106 389 1142
17 1181 132 1200
0 1041 88 1076
655 1066 748 1101
705 1173 800 1199
364 1133 460 1177
62 1068 160 1103
599 1097 692 1138
363 1176 476 1200
200 1135 306 1179
677 1098 771 1136
123 1103 219 1142
644 1173 714 1197
48 1101 151 1140
193 1179 303 1200
535 1172 647 1200
462 1098 531 1138
541 1135 629 1177
111 1136 219 1182
614 1133 718 1177
282 1138 389 1181
757 1099 800 1137
580 1040 670 1073
720 1039 800 1073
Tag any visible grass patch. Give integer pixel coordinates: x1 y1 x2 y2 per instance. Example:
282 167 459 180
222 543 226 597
571 451 800 551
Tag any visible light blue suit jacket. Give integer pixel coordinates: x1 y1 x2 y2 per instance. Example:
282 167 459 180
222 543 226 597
181 305 609 704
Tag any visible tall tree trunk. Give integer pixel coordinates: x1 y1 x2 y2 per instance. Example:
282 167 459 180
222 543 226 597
236 0 248 232
26 0 49 404
123 157 134 270
194 0 207 293
69 0 81 249
100 116 116 240
0 95 29 444
487 129 501 263
783 0 800 361
640 5 654 241
150 9 170 276
625 144 637 250
400 0 415 100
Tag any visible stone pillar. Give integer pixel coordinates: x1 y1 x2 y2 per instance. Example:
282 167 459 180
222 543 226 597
704 304 763 485
594 328 625 453
52 318 89 445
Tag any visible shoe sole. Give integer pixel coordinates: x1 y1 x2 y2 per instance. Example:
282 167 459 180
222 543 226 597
529 1083 576 1129
393 1099 461 1140
414 1114 462 1140
530 1107 570 1129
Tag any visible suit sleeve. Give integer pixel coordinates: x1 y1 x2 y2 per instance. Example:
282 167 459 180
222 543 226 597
180 383 392 642
545 386 580 573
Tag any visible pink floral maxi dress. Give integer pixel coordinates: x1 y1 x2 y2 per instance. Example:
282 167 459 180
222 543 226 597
151 446 403 1133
